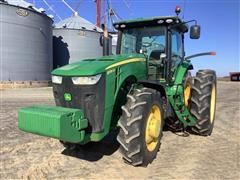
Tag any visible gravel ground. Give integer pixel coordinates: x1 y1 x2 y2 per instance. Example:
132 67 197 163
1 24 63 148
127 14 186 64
0 81 239 179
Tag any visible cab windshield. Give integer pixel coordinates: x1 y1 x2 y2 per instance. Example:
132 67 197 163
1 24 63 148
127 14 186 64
120 26 166 56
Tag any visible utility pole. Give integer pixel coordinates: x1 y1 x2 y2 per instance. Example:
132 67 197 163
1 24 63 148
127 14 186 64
96 0 101 27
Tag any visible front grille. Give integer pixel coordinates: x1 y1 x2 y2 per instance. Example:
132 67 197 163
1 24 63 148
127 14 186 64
52 74 106 133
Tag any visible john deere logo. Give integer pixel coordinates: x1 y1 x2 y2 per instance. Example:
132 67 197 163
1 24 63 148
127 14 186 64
16 8 29 17
64 93 72 102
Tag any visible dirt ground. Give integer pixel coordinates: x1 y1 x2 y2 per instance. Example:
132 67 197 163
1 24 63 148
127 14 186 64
0 81 239 179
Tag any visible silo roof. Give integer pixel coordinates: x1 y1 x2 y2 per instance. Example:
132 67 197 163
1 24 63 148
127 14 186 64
55 13 102 32
4 0 32 8
1 0 53 18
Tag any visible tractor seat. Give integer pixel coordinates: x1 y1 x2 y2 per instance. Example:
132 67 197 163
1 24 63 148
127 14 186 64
148 49 165 80
149 49 165 61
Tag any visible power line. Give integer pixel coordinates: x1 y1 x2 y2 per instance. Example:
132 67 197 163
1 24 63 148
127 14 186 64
182 0 187 19
61 0 77 15
122 0 133 16
42 0 62 21
74 0 84 12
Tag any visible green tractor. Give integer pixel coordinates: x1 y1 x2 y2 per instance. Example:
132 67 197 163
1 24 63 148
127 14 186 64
18 9 217 166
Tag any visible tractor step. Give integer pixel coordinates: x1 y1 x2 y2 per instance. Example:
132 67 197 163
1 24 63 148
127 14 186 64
18 105 88 143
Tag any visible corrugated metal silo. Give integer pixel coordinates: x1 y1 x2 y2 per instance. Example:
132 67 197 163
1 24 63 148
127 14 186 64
0 0 53 82
53 13 103 69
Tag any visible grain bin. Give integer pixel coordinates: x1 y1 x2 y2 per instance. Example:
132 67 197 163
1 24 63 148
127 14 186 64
53 13 103 69
0 0 53 83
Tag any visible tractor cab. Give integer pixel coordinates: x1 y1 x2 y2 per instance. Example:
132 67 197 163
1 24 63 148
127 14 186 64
114 16 198 82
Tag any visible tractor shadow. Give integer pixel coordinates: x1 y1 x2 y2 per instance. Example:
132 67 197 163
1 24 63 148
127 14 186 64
163 118 191 137
61 129 120 162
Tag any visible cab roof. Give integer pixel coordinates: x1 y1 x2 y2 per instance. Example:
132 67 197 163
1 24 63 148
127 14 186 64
114 16 188 33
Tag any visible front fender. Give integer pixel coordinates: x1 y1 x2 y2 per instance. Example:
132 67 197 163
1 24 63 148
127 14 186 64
113 58 147 99
138 80 166 98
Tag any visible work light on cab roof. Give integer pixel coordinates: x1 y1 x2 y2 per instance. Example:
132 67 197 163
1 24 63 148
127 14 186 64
175 5 181 16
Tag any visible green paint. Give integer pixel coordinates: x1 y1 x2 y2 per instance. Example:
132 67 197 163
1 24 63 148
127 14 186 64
18 106 88 143
64 93 72 101
166 60 197 127
18 16 199 145
52 53 145 76
18 53 147 144
85 54 147 143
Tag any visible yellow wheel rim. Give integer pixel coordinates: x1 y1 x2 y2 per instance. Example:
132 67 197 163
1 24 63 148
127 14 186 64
145 105 161 152
210 83 216 123
184 81 191 108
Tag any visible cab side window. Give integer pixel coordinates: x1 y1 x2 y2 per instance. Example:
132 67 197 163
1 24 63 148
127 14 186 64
121 34 137 54
171 30 183 72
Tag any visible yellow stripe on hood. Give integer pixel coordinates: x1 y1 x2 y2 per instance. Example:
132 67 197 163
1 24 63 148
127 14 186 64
105 58 146 70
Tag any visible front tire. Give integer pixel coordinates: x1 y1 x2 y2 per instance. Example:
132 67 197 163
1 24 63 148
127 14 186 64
189 70 217 136
117 87 164 166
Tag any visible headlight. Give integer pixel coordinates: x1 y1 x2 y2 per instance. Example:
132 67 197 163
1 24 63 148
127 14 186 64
52 75 62 84
72 74 102 85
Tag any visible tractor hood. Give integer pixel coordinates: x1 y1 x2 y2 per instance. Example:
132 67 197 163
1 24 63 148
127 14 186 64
52 54 145 76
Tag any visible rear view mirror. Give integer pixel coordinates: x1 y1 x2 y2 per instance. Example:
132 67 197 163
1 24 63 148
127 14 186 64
190 25 201 39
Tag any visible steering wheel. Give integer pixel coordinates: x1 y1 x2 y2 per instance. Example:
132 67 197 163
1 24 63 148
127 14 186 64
148 48 166 67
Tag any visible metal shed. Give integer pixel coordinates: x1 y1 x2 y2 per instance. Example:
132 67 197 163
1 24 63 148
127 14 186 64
0 0 53 82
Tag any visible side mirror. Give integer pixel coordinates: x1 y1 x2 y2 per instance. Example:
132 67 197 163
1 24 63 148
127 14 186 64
190 25 201 39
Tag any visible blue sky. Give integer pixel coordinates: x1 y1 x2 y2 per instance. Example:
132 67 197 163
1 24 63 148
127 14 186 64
28 0 239 76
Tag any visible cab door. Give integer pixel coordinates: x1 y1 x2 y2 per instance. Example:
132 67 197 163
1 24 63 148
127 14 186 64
170 30 184 80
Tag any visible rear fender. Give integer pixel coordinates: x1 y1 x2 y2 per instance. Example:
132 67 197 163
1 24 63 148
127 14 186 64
167 61 197 126
173 61 193 85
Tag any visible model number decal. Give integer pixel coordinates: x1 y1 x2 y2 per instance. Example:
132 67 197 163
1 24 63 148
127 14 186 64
78 30 86 36
16 8 29 17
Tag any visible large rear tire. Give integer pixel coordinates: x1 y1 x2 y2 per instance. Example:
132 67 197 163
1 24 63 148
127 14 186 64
189 70 217 136
117 87 164 166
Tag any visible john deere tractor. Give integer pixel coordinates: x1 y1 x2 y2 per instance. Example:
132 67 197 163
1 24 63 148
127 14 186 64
18 8 217 166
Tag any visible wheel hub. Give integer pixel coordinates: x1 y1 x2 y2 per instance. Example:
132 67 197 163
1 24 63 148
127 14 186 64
148 115 161 138
184 82 191 108
145 105 161 152
210 83 216 123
